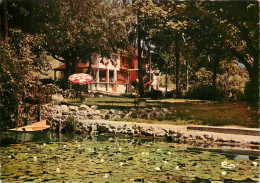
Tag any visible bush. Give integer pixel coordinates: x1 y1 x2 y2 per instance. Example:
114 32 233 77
185 85 225 100
55 79 69 90
63 116 78 133
165 91 174 98
145 90 163 100
244 82 259 107
120 93 135 98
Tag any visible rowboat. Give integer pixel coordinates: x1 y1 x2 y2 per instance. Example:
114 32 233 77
8 120 51 132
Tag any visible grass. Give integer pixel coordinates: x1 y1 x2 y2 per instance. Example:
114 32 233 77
64 96 259 128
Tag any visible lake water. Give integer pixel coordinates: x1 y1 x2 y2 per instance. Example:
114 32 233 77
0 132 259 182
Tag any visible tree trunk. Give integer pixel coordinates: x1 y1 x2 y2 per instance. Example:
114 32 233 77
212 57 219 100
175 42 181 98
1 1 8 41
87 52 92 74
64 62 70 81
137 14 144 97
165 66 168 94
185 55 189 91
247 55 259 107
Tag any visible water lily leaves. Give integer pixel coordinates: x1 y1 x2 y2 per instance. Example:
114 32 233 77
231 175 248 181
1 139 259 182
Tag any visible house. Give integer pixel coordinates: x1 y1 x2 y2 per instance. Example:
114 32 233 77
53 52 143 93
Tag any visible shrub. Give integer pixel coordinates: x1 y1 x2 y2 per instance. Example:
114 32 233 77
120 93 135 98
55 79 69 90
165 91 174 98
145 90 163 100
244 82 259 107
63 116 78 133
185 85 225 100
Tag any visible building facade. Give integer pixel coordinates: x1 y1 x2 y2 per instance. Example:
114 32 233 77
53 52 140 93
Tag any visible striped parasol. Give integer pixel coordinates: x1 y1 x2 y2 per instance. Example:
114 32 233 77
68 73 93 85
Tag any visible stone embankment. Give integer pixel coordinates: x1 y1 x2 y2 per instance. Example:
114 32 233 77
41 104 260 144
41 104 174 124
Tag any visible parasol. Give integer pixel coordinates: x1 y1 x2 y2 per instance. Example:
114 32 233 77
68 73 93 85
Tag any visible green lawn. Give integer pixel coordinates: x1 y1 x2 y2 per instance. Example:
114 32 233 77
65 96 258 128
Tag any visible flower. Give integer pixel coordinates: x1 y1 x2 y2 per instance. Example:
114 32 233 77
155 167 161 171
103 174 109 178
119 162 124 166
141 152 145 156
8 155 11 159
56 168 60 172
146 152 149 155
252 162 258 167
175 166 179 170
43 143 46 147
221 159 237 169
100 159 105 163
63 145 67 148
27 148 30 151
157 149 161 152
33 156 37 162
221 171 227 176
118 147 122 151
89 158 92 162
167 152 172 155
164 161 168 164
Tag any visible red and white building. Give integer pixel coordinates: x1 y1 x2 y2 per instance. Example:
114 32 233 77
53 52 141 93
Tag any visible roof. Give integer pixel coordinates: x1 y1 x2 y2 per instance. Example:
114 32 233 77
53 62 90 71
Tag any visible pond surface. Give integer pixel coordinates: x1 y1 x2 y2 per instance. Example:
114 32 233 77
0 132 259 182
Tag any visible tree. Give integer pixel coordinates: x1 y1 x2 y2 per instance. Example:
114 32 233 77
201 1 259 105
36 0 132 79
0 1 50 129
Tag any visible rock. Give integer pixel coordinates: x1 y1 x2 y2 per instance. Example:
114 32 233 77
69 106 78 111
162 108 170 113
100 109 109 115
148 111 157 119
105 114 111 119
82 98 88 103
93 110 101 115
156 112 165 118
91 105 98 110
138 112 148 119
52 94 64 103
60 105 68 112
79 105 89 111
109 109 116 114
93 115 102 120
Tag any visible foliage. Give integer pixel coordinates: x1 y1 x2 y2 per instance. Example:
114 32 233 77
63 115 78 133
244 82 258 107
185 85 225 101
1 139 260 182
55 79 70 91
35 0 133 79
145 90 163 100
120 93 135 98
0 30 50 130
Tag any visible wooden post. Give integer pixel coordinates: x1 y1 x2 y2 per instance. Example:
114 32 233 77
38 87 41 121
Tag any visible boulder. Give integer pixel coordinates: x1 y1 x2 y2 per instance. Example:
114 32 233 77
138 112 148 119
162 108 170 114
100 109 109 115
93 110 101 115
109 109 116 114
69 106 78 111
52 94 64 103
60 105 68 112
79 105 89 111
91 105 98 110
